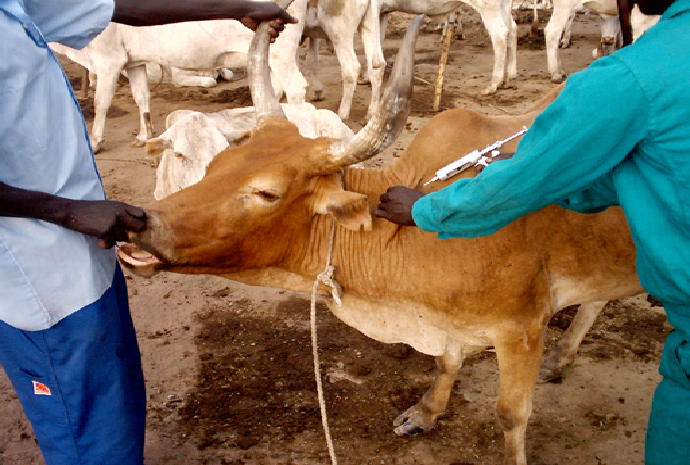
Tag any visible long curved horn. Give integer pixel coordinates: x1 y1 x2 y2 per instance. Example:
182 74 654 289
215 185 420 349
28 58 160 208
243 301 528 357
327 15 424 166
248 0 295 121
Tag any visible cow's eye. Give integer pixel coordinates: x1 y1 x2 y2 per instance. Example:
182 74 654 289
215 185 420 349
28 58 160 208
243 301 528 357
258 189 281 202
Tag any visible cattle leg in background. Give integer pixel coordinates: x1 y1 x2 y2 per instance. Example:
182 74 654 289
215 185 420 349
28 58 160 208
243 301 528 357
80 65 90 99
379 0 516 95
546 0 656 83
305 37 325 101
90 59 124 153
126 64 155 147
357 0 385 122
558 7 577 48
544 0 621 82
539 301 608 382
444 11 464 40
545 0 581 82
169 68 219 87
303 0 384 122
592 15 622 58
467 0 517 94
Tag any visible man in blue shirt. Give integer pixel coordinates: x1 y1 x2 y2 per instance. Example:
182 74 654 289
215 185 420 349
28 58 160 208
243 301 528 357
375 0 690 463
0 1 295 464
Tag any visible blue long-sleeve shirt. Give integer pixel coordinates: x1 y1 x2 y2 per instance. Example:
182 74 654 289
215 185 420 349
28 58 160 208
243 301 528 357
0 0 115 330
412 0 690 310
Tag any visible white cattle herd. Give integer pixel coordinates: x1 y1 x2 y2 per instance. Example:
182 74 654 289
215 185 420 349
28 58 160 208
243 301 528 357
49 0 658 153
50 2 661 463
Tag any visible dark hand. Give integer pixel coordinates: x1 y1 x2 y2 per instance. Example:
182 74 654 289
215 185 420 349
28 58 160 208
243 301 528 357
374 186 424 227
239 2 298 41
63 200 147 249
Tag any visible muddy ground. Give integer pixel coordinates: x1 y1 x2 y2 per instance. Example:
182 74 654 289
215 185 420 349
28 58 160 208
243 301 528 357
0 8 671 465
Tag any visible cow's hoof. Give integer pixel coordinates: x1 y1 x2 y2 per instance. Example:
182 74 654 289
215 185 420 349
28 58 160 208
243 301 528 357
393 418 432 437
538 366 564 383
480 85 499 96
392 408 436 436
551 74 567 84
91 140 103 154
309 90 324 102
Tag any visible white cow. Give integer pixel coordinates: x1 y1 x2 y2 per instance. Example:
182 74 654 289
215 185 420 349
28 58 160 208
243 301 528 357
50 0 309 153
378 0 516 95
146 102 354 200
546 0 659 81
301 0 385 122
142 64 235 88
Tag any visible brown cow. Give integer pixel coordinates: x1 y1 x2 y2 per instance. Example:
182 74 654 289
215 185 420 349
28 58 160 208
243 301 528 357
118 16 642 465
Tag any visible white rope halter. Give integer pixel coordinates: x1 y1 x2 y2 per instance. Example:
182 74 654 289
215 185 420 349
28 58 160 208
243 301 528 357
310 217 342 465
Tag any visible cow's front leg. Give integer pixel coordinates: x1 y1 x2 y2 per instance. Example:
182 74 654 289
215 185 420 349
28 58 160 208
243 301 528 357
328 32 360 121
393 345 465 436
91 64 121 153
480 7 510 95
358 2 384 123
126 63 154 147
493 325 544 465
545 4 574 83
306 37 324 102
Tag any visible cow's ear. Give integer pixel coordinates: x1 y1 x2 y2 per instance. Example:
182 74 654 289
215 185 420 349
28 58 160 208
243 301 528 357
147 136 171 157
317 191 372 231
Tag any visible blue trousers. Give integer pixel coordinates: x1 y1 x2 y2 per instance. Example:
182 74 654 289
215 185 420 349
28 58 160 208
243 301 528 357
646 310 690 465
0 265 146 465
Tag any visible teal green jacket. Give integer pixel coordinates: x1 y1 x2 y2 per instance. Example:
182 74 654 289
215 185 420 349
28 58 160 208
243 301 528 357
411 0 690 309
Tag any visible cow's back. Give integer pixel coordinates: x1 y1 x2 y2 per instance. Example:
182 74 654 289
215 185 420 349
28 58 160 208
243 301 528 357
87 21 252 69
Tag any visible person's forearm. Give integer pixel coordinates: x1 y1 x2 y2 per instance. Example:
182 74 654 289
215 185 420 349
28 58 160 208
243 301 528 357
0 182 74 227
412 59 648 239
112 0 256 27
1 182 147 248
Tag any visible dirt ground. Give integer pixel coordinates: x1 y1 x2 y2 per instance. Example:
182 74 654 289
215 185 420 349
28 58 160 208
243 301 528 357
0 8 672 465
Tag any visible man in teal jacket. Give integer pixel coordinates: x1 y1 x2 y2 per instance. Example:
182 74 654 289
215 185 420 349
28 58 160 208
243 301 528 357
374 0 690 463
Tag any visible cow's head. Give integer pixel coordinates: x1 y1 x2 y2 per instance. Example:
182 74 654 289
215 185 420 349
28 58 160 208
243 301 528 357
147 111 234 200
117 16 423 277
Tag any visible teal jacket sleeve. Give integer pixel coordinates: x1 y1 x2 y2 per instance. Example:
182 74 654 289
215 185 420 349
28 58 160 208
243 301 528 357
411 56 649 239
